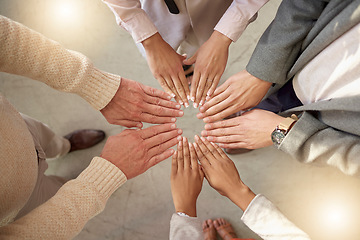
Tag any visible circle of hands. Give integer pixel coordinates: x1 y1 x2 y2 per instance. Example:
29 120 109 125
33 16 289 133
99 65 284 217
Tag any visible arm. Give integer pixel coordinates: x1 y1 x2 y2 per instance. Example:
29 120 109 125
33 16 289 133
246 0 328 84
280 111 360 175
0 15 183 128
193 136 310 240
0 123 181 239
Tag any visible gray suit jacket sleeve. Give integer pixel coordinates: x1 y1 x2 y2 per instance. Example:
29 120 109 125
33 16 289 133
279 112 360 175
246 0 327 84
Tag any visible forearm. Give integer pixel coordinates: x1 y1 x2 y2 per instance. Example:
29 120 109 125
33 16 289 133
215 0 269 42
0 15 120 110
0 157 126 239
102 0 158 43
241 194 311 240
280 111 360 176
246 0 327 84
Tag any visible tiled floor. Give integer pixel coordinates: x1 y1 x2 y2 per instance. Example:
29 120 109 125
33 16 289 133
1 1 360 239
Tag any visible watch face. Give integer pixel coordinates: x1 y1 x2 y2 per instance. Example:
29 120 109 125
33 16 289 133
271 130 285 146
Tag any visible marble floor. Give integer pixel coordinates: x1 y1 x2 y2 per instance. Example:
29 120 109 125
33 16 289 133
1 1 360 240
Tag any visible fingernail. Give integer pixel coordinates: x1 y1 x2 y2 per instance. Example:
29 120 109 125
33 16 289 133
178 111 184 117
206 96 210 101
201 130 207 136
193 103 198 108
184 102 189 108
177 129 183 134
176 104 181 109
183 137 187 142
205 124 211 130
204 117 209 123
201 137 206 141
199 106 204 112
171 93 176 98
171 118 177 122
207 91 211 97
200 100 204 106
137 123 142 128
170 149 175 154
171 124 176 129
167 95 172 100
191 97 195 102
179 138 182 144
194 135 200 141
207 136 212 141
196 113 203 119
177 135 182 141
187 95 190 100
179 100 184 105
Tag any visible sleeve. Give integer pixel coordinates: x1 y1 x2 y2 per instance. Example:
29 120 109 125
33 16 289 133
102 0 158 43
241 194 310 240
246 0 328 84
214 0 269 42
0 157 127 239
0 15 121 110
169 213 203 240
279 111 360 176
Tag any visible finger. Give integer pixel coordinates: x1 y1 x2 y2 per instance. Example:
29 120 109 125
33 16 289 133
197 91 230 118
207 75 221 98
139 112 179 124
200 77 213 106
157 76 176 99
177 137 184 169
115 119 143 128
195 74 208 106
199 137 223 160
145 94 181 110
148 148 175 169
163 76 182 103
139 123 178 139
218 142 250 149
168 74 188 106
183 137 191 170
189 143 198 171
203 105 238 123
193 142 211 167
183 54 196 65
201 126 238 138
148 135 181 159
211 142 229 159
190 70 200 105
171 150 178 176
206 135 242 144
146 128 182 149
178 72 190 105
142 84 173 101
204 118 239 130
194 135 217 162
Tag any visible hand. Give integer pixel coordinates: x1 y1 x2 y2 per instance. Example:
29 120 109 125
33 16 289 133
201 109 285 149
142 33 190 107
171 137 204 217
100 78 184 128
183 31 231 108
100 123 182 179
197 70 272 123
193 136 255 211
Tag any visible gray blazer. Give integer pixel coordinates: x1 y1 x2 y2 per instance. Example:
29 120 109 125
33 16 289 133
247 0 360 175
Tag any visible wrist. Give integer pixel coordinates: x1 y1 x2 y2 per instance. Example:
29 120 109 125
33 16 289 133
141 32 162 50
227 182 256 212
211 30 232 48
174 200 197 217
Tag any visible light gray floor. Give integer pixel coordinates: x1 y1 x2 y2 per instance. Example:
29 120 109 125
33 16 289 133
1 1 360 240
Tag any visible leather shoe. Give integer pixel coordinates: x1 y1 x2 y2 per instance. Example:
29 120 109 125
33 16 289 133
64 129 105 152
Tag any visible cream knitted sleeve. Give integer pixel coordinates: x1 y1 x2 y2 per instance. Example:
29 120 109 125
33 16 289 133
0 157 127 239
0 15 120 110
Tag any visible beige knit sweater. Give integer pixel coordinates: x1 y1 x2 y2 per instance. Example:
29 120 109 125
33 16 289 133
0 15 127 239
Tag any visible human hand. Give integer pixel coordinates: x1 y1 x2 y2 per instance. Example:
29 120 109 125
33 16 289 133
142 33 190 107
201 109 285 149
183 31 231 108
171 137 204 217
100 123 182 179
196 70 272 123
193 136 255 211
100 78 184 128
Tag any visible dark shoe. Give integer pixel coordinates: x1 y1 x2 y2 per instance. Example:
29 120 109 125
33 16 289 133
224 148 252 155
64 129 105 152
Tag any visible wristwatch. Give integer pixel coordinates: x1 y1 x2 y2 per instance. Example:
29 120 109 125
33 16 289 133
271 114 298 148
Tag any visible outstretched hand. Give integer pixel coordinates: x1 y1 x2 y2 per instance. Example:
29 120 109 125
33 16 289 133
197 70 272 123
201 109 285 149
100 77 184 128
193 136 255 211
183 31 231 108
171 137 204 217
101 123 182 179
142 33 190 107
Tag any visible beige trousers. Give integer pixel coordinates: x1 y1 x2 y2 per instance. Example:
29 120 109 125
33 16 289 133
15 114 71 219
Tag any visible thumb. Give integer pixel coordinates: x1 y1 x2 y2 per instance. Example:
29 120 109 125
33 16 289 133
183 52 198 65
178 53 187 61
